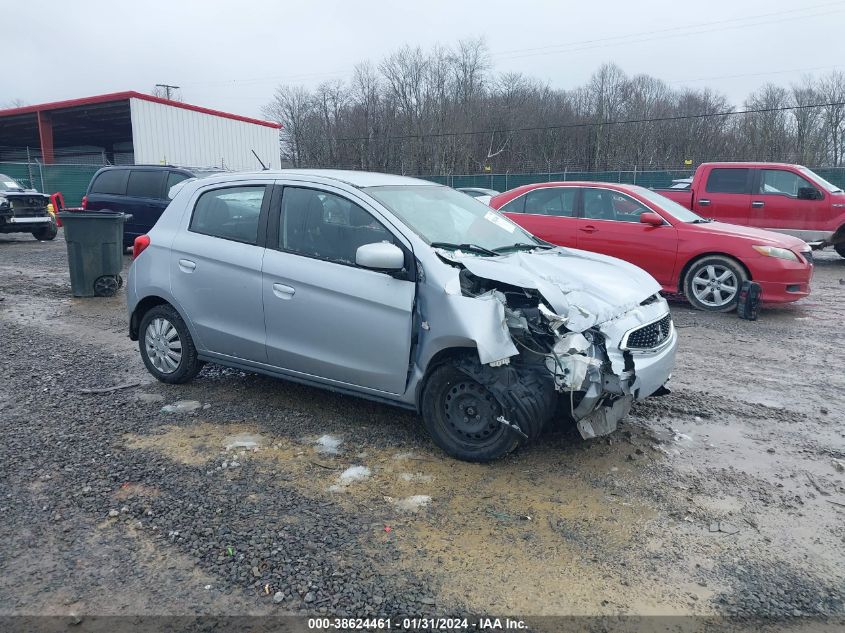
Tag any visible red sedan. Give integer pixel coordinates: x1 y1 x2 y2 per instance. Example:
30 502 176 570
489 182 813 312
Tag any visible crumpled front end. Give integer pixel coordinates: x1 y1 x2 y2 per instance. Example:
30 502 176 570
446 252 677 440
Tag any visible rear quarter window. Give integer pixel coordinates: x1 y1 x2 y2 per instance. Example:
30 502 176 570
90 170 129 195
705 168 750 194
499 195 525 213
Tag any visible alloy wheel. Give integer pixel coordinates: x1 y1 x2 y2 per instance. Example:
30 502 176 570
691 264 738 308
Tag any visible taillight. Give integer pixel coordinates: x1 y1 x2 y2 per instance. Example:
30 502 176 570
133 234 151 259
81 195 88 209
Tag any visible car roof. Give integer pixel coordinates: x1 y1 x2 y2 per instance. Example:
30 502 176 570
190 169 436 189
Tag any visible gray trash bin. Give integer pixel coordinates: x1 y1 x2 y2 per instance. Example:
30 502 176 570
57 211 132 297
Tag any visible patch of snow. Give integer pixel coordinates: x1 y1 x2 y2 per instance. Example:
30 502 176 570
224 433 263 451
394 495 431 512
399 472 433 483
160 400 202 414
315 434 343 454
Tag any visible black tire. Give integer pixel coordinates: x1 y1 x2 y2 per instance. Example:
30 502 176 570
683 255 748 312
32 221 58 241
420 359 555 462
138 304 203 384
835 243 845 258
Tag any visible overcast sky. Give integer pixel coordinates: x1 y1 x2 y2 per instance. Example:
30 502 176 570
5 0 844 119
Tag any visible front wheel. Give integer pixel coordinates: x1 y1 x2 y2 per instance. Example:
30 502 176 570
683 256 748 312
32 221 58 241
138 304 203 384
835 243 845 258
421 364 520 462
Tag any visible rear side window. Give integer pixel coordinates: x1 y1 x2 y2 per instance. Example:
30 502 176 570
705 168 749 194
190 186 266 245
90 170 128 195
126 170 166 199
524 187 577 216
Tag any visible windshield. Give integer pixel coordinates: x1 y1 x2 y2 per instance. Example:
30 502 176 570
0 175 25 192
798 167 842 193
633 186 707 222
365 185 541 252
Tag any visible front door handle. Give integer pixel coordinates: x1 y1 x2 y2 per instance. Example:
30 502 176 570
698 199 711 206
579 225 598 234
272 283 296 300
751 200 765 208
178 259 196 272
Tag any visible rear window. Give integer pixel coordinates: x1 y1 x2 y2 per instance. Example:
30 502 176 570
705 168 749 194
126 170 166 199
90 170 128 195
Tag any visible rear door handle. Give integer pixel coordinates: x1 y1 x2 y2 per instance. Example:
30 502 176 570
178 259 196 272
272 283 296 300
751 200 765 208
579 225 598 234
697 199 711 206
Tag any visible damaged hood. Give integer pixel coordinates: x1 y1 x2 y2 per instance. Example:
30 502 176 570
446 247 661 331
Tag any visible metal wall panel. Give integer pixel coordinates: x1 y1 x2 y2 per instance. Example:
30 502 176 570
129 98 280 170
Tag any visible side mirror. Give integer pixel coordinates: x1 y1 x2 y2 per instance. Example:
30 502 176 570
640 212 664 226
797 187 821 201
356 242 405 271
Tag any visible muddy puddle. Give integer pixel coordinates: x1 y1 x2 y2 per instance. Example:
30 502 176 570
124 419 718 615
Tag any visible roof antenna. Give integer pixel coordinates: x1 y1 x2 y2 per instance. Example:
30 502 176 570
251 149 268 170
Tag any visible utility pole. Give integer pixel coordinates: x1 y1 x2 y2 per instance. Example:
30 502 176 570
155 84 180 100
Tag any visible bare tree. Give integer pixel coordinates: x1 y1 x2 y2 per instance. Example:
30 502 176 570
261 40 844 175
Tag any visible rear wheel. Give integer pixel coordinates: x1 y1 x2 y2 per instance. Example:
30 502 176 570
683 256 747 312
835 243 845 258
138 304 203 384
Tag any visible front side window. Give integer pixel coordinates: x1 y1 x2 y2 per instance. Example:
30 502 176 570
280 187 395 265
127 170 165 199
705 168 749 194
189 186 266 244
609 191 650 222
759 169 817 197
524 187 577 217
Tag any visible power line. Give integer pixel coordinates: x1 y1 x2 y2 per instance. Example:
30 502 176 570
175 1 845 89
331 101 845 143
494 9 845 62
491 0 845 60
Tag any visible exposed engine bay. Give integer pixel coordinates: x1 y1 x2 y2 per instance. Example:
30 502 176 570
448 254 675 440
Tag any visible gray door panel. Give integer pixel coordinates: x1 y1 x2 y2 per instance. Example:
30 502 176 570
262 250 415 394
170 230 266 363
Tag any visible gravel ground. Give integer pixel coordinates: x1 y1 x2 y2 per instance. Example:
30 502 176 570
1 230 844 625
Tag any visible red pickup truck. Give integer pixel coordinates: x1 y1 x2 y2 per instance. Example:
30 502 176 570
656 162 845 257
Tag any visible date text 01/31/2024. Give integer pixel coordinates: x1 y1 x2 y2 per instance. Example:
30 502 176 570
307 617 528 630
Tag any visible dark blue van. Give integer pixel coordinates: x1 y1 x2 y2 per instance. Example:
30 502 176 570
83 166 221 247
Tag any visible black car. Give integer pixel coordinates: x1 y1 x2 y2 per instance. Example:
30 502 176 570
83 166 224 247
0 175 57 241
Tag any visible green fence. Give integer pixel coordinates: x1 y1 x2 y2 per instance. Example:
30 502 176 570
4 162 845 208
0 162 101 207
422 167 845 193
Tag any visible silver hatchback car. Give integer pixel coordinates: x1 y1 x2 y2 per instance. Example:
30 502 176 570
127 170 677 462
